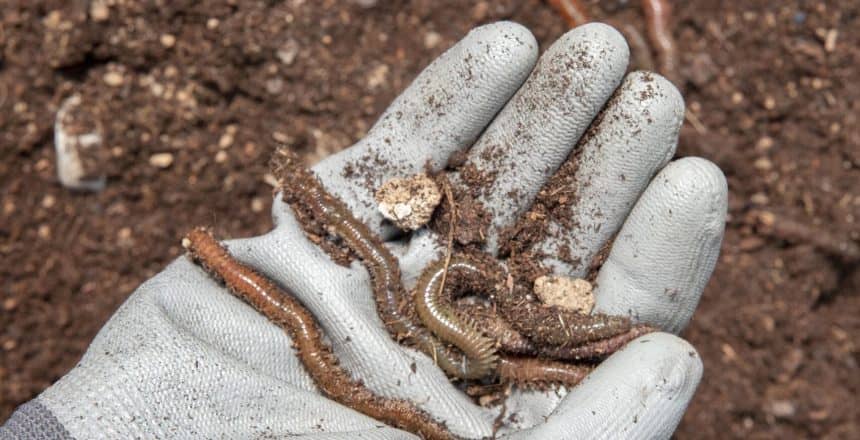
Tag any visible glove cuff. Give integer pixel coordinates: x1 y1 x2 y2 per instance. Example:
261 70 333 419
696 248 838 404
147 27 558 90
0 400 73 440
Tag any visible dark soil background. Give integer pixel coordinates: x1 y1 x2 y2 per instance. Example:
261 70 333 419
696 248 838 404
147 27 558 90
1 1 858 438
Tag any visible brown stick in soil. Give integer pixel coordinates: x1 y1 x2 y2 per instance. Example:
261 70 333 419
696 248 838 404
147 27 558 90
750 210 860 263
642 0 680 84
547 0 677 83
183 227 453 440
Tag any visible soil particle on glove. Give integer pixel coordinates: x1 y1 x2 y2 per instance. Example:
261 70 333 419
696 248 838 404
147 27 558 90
533 275 594 314
375 173 441 231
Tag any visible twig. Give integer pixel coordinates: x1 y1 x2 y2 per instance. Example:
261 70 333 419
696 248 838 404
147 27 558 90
750 210 860 263
437 179 457 299
547 0 590 27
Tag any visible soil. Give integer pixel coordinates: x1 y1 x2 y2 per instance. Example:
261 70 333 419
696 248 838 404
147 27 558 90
1 1 857 439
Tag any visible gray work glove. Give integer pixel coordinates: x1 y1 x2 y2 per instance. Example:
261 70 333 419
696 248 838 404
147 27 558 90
1 22 727 439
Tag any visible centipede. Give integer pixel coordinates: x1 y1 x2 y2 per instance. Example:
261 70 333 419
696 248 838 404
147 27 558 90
183 227 454 440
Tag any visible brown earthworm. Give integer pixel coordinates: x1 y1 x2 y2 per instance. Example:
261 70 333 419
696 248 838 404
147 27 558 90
457 302 656 360
415 257 500 378
274 151 492 380
498 357 591 386
436 253 635 347
641 0 679 84
183 228 453 440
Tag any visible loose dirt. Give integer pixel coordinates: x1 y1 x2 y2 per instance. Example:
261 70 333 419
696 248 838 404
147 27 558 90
1 1 857 438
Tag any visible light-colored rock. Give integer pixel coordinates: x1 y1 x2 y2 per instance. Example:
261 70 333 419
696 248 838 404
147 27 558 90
533 275 595 314
424 31 442 49
149 153 174 169
375 173 441 231
54 95 106 191
160 34 176 48
103 71 124 87
90 2 110 22
277 39 299 65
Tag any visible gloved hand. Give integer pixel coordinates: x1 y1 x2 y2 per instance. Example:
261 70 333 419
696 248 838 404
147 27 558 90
1 22 727 439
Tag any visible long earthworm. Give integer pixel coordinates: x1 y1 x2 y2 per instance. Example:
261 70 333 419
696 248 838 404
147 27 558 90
183 227 454 440
273 151 598 386
498 357 591 386
455 302 656 361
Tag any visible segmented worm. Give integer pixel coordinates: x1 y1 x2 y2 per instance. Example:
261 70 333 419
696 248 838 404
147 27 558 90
497 286 632 347
415 257 500 378
183 228 453 440
275 152 491 380
498 357 591 386
457 302 655 360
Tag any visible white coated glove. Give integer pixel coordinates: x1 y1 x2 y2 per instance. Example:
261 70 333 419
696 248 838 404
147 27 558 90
4 22 727 439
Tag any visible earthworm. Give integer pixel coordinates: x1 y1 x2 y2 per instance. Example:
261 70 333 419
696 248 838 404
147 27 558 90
415 257 500 378
274 151 492 380
498 357 591 386
415 251 638 364
183 228 453 440
496 284 632 347
642 0 679 84
459 302 656 360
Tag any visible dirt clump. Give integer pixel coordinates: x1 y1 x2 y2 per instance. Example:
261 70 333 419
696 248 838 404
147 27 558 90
375 173 441 231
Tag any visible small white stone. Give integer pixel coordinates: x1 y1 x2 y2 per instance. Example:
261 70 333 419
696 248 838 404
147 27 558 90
424 31 442 49
393 203 413 219
160 34 176 48
149 153 174 168
375 174 441 231
103 71 124 87
277 39 299 65
54 95 106 191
